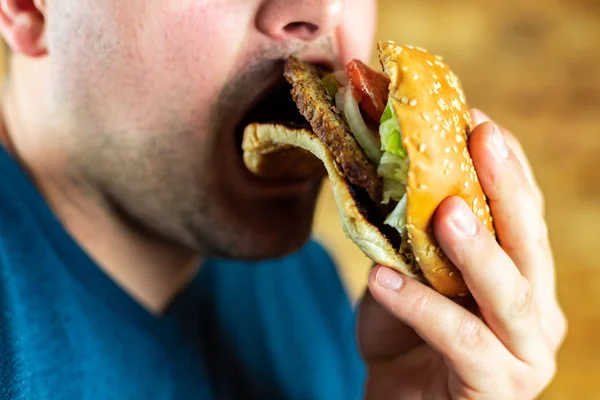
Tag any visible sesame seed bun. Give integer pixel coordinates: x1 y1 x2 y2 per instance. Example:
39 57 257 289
241 41 495 297
378 41 495 296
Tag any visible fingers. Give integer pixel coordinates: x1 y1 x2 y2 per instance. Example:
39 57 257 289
470 109 544 214
367 266 512 374
467 120 556 303
357 289 423 362
433 197 552 363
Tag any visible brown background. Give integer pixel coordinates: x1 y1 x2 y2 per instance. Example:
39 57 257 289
313 0 600 398
0 0 597 398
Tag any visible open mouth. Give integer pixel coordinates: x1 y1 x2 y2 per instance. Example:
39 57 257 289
234 78 309 155
234 62 334 154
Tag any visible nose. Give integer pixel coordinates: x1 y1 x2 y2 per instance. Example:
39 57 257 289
256 0 344 41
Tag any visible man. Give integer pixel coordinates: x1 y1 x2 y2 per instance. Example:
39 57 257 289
0 0 566 399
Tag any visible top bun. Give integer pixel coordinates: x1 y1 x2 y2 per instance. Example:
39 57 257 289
378 41 496 297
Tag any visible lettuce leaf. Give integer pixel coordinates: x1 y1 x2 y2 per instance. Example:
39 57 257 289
321 74 340 100
384 193 407 235
377 101 409 204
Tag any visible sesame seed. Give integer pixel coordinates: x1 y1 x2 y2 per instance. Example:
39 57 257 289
440 130 446 138
433 124 440 131
405 45 414 49
444 147 450 153
412 73 419 79
433 82 442 91
460 162 466 171
438 98 449 111
456 134 463 143
421 113 430 122
401 97 409 104
449 271 454 277
453 145 458 152
452 98 462 110
485 204 491 213
419 143 427 152
407 239 412 244
464 181 469 188
432 74 438 80
448 162 455 169
419 184 428 190
458 292 467 297
443 159 449 167
473 197 479 206
444 168 449 175
435 55 443 61
402 66 408 72
409 99 418 107
478 209 484 217
426 60 433 67
446 72 459 89
415 256 421 262
416 46 428 52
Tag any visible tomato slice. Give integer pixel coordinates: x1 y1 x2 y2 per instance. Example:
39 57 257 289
346 60 390 123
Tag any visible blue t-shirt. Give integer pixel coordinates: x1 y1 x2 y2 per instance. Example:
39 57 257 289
0 147 366 399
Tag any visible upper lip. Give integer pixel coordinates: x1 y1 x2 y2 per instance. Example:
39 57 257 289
234 56 336 139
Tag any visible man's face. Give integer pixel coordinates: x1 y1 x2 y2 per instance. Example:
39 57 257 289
44 0 376 259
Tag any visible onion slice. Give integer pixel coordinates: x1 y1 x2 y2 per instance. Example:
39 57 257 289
343 87 383 164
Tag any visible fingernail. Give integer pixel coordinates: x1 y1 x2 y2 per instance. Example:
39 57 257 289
471 109 490 126
375 267 404 291
491 125 509 159
450 202 478 237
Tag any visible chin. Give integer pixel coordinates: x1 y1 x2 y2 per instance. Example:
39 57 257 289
206 184 322 261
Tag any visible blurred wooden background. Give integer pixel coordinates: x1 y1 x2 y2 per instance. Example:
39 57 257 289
314 0 600 398
0 0 597 398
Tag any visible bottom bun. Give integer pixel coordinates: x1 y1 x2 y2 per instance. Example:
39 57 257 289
242 122 423 282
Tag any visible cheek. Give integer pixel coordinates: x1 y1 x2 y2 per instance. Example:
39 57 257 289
139 1 253 100
47 1 253 133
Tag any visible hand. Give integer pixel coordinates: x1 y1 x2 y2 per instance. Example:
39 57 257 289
357 109 567 399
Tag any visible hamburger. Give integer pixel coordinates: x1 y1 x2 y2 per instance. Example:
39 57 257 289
241 41 495 297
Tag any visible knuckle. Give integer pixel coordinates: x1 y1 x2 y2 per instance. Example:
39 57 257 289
531 358 557 394
554 308 569 346
512 371 534 396
454 312 487 351
509 278 534 318
544 359 558 382
409 290 435 317
509 361 555 399
536 221 551 251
